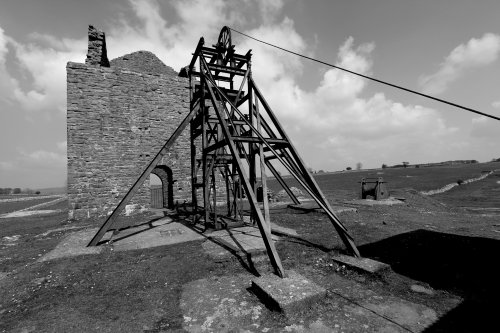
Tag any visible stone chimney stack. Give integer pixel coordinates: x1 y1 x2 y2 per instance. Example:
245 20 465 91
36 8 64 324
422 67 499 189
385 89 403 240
85 25 110 67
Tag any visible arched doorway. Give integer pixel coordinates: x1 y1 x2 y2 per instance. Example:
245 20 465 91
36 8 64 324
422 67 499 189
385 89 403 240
150 173 163 208
150 165 174 209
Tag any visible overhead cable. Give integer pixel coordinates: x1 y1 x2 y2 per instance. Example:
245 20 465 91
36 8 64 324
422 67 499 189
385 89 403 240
230 27 500 122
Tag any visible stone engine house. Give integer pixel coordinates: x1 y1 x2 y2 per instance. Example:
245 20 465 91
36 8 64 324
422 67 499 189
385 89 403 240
67 26 191 220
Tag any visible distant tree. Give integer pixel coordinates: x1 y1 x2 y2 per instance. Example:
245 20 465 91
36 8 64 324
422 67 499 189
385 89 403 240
356 162 362 170
318 170 325 174
346 167 352 171
35 191 41 195
13 188 21 194
402 161 409 168
307 167 314 174
381 164 387 169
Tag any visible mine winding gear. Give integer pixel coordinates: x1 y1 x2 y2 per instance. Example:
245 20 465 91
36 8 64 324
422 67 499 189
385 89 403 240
88 26 360 278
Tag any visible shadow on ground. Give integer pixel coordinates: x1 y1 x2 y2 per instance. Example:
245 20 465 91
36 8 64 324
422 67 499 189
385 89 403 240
359 229 500 332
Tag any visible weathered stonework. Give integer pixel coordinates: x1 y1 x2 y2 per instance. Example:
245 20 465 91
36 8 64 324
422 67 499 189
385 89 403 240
67 26 191 220
85 25 110 67
110 51 178 76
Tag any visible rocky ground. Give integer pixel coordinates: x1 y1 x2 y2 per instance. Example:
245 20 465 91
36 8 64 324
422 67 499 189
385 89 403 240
1 180 499 332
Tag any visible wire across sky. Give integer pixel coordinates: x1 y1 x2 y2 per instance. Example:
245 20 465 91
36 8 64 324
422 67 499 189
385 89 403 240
230 27 500 122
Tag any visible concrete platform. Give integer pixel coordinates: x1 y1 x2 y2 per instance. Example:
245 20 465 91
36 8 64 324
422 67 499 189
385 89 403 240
331 254 391 276
108 219 205 251
251 270 327 315
39 218 205 261
38 228 104 262
40 217 297 264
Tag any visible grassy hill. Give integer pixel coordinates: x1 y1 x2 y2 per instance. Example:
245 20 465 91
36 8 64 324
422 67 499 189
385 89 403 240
268 161 500 203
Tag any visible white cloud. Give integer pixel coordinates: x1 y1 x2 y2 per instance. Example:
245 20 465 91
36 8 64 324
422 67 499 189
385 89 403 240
255 0 285 23
20 149 66 168
11 35 86 113
0 27 23 107
106 1 455 170
241 32 460 170
0 26 86 114
106 0 245 72
316 37 374 102
239 17 307 83
419 33 500 95
492 100 500 108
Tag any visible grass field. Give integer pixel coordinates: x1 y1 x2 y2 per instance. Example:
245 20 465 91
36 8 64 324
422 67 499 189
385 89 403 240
0 162 499 332
268 161 500 203
0 197 64 215
435 171 500 208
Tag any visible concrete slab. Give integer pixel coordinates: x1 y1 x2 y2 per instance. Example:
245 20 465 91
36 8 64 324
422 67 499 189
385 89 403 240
110 221 205 251
251 270 327 315
331 254 391 276
38 228 103 262
40 218 297 264
39 218 205 261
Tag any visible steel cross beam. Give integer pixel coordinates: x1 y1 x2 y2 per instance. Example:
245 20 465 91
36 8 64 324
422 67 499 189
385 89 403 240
203 72 285 277
203 70 360 257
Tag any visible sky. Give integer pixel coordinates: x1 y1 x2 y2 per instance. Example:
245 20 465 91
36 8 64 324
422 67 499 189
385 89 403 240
0 0 499 189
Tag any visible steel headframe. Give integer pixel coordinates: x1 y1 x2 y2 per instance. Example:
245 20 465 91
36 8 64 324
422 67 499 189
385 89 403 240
87 26 360 278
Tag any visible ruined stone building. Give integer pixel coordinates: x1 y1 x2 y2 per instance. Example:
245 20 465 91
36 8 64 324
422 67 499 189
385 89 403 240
67 26 191 220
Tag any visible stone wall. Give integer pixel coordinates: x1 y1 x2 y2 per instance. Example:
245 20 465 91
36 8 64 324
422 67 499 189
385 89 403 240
67 26 191 220
110 51 178 76
85 25 110 67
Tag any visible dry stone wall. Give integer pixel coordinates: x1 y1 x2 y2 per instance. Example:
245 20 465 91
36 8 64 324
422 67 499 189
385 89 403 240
67 26 191 220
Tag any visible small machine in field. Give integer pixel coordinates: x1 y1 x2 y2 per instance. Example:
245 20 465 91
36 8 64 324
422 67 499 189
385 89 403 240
360 177 389 200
